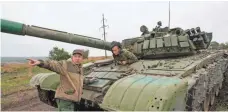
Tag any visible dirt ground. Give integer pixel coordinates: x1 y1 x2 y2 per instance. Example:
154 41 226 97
1 89 56 111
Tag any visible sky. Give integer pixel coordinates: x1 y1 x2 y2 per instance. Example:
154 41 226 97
1 1 228 57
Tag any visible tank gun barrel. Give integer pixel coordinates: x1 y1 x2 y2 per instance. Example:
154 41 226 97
1 19 112 51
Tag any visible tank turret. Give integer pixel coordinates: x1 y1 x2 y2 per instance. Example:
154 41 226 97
122 21 213 59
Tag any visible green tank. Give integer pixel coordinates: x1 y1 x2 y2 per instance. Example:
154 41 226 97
1 19 228 111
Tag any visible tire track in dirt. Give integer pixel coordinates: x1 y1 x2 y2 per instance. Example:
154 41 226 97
3 97 56 111
1 89 56 111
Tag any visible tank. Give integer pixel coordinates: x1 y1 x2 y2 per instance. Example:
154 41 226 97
1 19 228 111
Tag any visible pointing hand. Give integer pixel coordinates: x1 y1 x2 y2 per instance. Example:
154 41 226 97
27 58 41 66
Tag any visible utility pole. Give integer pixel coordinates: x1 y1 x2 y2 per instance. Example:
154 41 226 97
99 13 109 58
168 1 171 29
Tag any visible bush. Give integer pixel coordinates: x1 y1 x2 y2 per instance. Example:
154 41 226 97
49 47 71 61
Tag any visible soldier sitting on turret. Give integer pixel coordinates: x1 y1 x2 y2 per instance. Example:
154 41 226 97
153 21 162 32
111 41 138 65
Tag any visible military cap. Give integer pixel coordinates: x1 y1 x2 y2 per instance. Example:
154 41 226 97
111 41 122 49
72 49 84 56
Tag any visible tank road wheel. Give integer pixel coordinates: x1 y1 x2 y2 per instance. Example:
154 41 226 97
203 95 210 111
219 82 223 89
215 88 219 96
210 92 215 106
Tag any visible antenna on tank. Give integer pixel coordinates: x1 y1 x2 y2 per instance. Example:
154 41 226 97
168 1 171 29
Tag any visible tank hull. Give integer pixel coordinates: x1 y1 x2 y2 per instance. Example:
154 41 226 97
30 50 228 111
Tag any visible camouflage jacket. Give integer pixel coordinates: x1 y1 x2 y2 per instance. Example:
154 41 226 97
38 59 84 102
113 49 138 65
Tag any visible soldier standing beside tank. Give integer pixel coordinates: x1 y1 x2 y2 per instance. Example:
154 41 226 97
111 41 138 65
27 49 96 111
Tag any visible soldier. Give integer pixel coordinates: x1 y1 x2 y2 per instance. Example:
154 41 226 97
154 21 162 32
27 49 97 111
157 21 162 27
140 25 150 36
111 41 138 65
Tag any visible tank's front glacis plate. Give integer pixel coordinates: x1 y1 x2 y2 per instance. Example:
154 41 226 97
100 74 188 111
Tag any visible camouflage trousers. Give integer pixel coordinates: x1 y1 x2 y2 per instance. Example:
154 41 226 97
56 98 80 111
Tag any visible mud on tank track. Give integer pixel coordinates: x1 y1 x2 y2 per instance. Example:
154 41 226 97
184 52 228 111
208 60 228 111
213 70 228 111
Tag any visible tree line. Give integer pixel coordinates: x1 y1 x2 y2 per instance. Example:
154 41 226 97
210 41 228 50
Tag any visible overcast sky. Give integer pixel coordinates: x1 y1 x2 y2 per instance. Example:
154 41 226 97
1 1 228 57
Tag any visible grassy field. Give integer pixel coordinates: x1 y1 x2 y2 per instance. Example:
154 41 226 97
1 64 52 96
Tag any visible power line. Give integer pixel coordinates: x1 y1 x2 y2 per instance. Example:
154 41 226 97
99 13 109 58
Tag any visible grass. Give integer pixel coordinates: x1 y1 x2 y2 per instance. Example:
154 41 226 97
1 65 52 96
215 103 228 111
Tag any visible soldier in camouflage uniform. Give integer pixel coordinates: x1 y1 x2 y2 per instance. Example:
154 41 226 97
111 41 138 65
27 49 97 111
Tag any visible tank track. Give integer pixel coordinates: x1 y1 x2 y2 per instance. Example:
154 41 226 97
186 53 228 111
213 66 228 110
37 86 57 108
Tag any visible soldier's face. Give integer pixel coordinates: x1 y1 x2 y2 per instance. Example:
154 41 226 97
72 54 83 64
112 46 120 55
